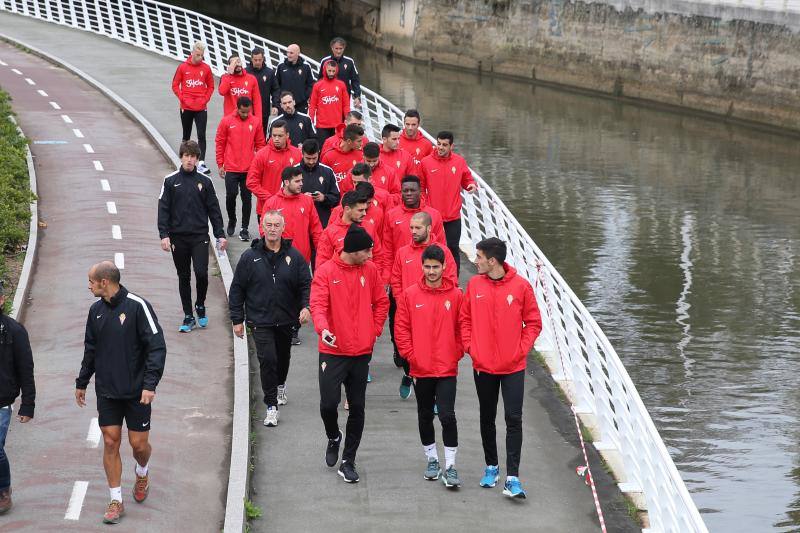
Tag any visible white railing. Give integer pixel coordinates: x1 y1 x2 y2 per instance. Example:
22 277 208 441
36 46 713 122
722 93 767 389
0 1 708 531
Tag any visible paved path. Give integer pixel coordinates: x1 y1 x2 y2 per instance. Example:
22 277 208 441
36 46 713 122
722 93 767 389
0 40 231 530
0 11 639 532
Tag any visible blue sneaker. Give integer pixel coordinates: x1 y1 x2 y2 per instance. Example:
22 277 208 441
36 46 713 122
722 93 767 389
479 465 499 488
367 372 372 383
433 404 438 415
179 315 196 333
424 458 441 480
503 476 527 499
195 305 208 328
399 375 413 399
442 466 461 488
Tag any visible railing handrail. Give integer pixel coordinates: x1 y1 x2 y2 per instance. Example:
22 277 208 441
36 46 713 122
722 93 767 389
0 1 708 530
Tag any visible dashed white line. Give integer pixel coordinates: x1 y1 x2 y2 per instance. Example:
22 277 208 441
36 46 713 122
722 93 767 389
49 101 61 110
93 160 104 171
24 78 35 85
114 253 125 269
100 179 110 191
0 59 7 66
11 68 22 75
112 225 122 240
106 201 117 214
37 89 48 97
64 480 89 520
72 129 84 138
83 144 94 153
86 418 101 448
61 115 72 124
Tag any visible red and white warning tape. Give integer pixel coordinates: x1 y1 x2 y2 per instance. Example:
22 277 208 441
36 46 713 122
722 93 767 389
535 261 607 533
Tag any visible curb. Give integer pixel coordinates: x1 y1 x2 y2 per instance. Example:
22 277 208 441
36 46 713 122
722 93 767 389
7 115 38 322
0 33 251 532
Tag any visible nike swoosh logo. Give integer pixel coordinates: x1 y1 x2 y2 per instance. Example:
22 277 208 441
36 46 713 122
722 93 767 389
415 304 424 308
430 169 438 173
142 421 149 427
395 220 403 225
405 259 413 263
333 280 341 284
269 160 275 163
229 125 236 129
96 315 102 319
337 237 344 242
254 258 262 262
174 183 182 187
476 294 485 299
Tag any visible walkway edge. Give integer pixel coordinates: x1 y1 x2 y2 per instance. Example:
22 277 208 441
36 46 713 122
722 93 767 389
7 116 38 322
0 33 250 532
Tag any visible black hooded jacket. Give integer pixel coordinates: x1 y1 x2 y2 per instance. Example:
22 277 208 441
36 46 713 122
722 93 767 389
157 166 225 239
318 54 361 98
0 313 35 417
229 238 311 327
275 57 315 108
296 161 340 228
246 62 280 115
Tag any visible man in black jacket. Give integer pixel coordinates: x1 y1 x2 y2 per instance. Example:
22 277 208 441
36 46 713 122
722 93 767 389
75 261 166 525
297 138 339 229
229 211 311 427
0 280 35 514
319 37 361 109
269 91 316 147
157 140 227 332
246 46 279 138
276 44 315 114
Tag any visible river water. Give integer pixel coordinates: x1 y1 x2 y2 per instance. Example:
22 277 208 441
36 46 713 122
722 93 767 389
225 18 799 531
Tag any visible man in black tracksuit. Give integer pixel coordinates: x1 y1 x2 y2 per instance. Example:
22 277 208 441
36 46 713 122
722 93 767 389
157 140 226 332
75 261 166 524
269 91 316 147
297 138 339 229
0 280 35 514
246 46 280 138
319 37 361 108
229 210 311 427
275 44 314 114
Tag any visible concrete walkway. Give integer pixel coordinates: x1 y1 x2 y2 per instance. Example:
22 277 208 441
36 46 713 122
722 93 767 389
0 40 231 530
0 11 639 532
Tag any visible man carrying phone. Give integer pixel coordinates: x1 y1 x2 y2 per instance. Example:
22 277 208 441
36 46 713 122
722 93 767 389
75 262 166 524
310 225 388 483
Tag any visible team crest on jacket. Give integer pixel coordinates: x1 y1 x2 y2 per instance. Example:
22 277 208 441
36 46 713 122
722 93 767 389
372 199 378 207
298 68 302 75
244 81 249 86
451 166 457 174
319 176 324 184
299 123 304 129
289 158 295 164
335 86 339 92
300 207 305 214
119 313 126 325
445 300 451 311
248 124 252 132
262 75 267 82
507 295 514 305
381 176 386 184
197 183 203 191
360 275 365 287
321 361 327 372
343 64 348 70
285 256 292 266
396 161 401 168
416 148 421 154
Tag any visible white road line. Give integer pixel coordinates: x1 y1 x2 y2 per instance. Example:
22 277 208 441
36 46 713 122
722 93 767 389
83 144 94 153
112 225 122 240
0 59 7 66
86 418 101 448
11 68 21 75
61 114 72 124
100 179 110 191
93 160 104 171
37 89 48 97
114 253 125 269
24 78 35 85
64 481 89 520
49 101 61 110
106 201 117 214
72 128 84 138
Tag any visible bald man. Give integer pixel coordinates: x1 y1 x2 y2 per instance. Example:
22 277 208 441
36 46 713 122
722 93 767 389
276 43 315 114
76 262 166 524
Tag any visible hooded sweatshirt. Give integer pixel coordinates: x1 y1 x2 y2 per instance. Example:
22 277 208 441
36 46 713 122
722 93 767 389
246 139 302 214
321 123 370 157
419 150 476 222
382 201 446 266
321 143 363 184
215 111 266 173
308 61 350 129
172 56 214 112
315 213 384 271
399 130 433 167
275 56 314 108
262 189 323 262
380 145 416 182
390 237 457 298
219 70 263 118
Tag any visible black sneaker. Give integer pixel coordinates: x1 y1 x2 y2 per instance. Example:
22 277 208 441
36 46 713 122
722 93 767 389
325 430 342 467
291 332 301 345
338 461 359 483
179 315 196 333
226 219 236 237
239 228 250 242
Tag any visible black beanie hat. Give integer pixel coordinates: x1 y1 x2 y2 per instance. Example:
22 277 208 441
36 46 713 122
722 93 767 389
343 224 373 253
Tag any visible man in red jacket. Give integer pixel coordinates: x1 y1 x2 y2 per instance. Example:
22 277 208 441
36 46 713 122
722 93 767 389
219 53 262 120
380 124 416 179
419 131 477 275
362 142 400 201
316 191 381 270
321 110 368 156
215 96 266 242
338 164 392 217
308 60 350 146
394 244 463 488
263 167 322 263
310 225 389 483
246 120 302 219
172 42 215 175
399 109 433 168
321 123 364 184
390 211 456 399
460 238 542 499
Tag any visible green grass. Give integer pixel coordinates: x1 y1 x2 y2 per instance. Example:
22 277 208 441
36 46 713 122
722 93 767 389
244 499 263 520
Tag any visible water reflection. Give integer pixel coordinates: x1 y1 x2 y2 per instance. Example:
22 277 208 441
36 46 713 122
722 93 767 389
227 19 799 530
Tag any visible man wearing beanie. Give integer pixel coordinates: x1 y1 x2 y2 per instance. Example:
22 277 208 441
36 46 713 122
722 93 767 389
310 224 389 483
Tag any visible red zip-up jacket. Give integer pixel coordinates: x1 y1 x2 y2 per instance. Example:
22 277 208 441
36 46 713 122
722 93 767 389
419 151 476 222
219 71 262 118
460 264 542 375
215 112 266 173
308 62 350 129
262 190 323 262
246 140 302 215
394 277 463 378
338 175 393 212
329 198 385 244
172 56 214 112
380 145 416 181
310 255 389 356
321 123 370 157
399 131 433 167
382 202 446 271
321 145 363 184
314 214 384 271
390 237 457 298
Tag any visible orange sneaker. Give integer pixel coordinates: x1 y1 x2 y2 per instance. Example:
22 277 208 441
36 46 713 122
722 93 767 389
133 472 149 503
102 500 124 524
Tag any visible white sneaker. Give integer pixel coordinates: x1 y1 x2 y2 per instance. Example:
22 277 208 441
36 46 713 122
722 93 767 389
263 407 279 427
277 385 287 406
197 160 211 175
